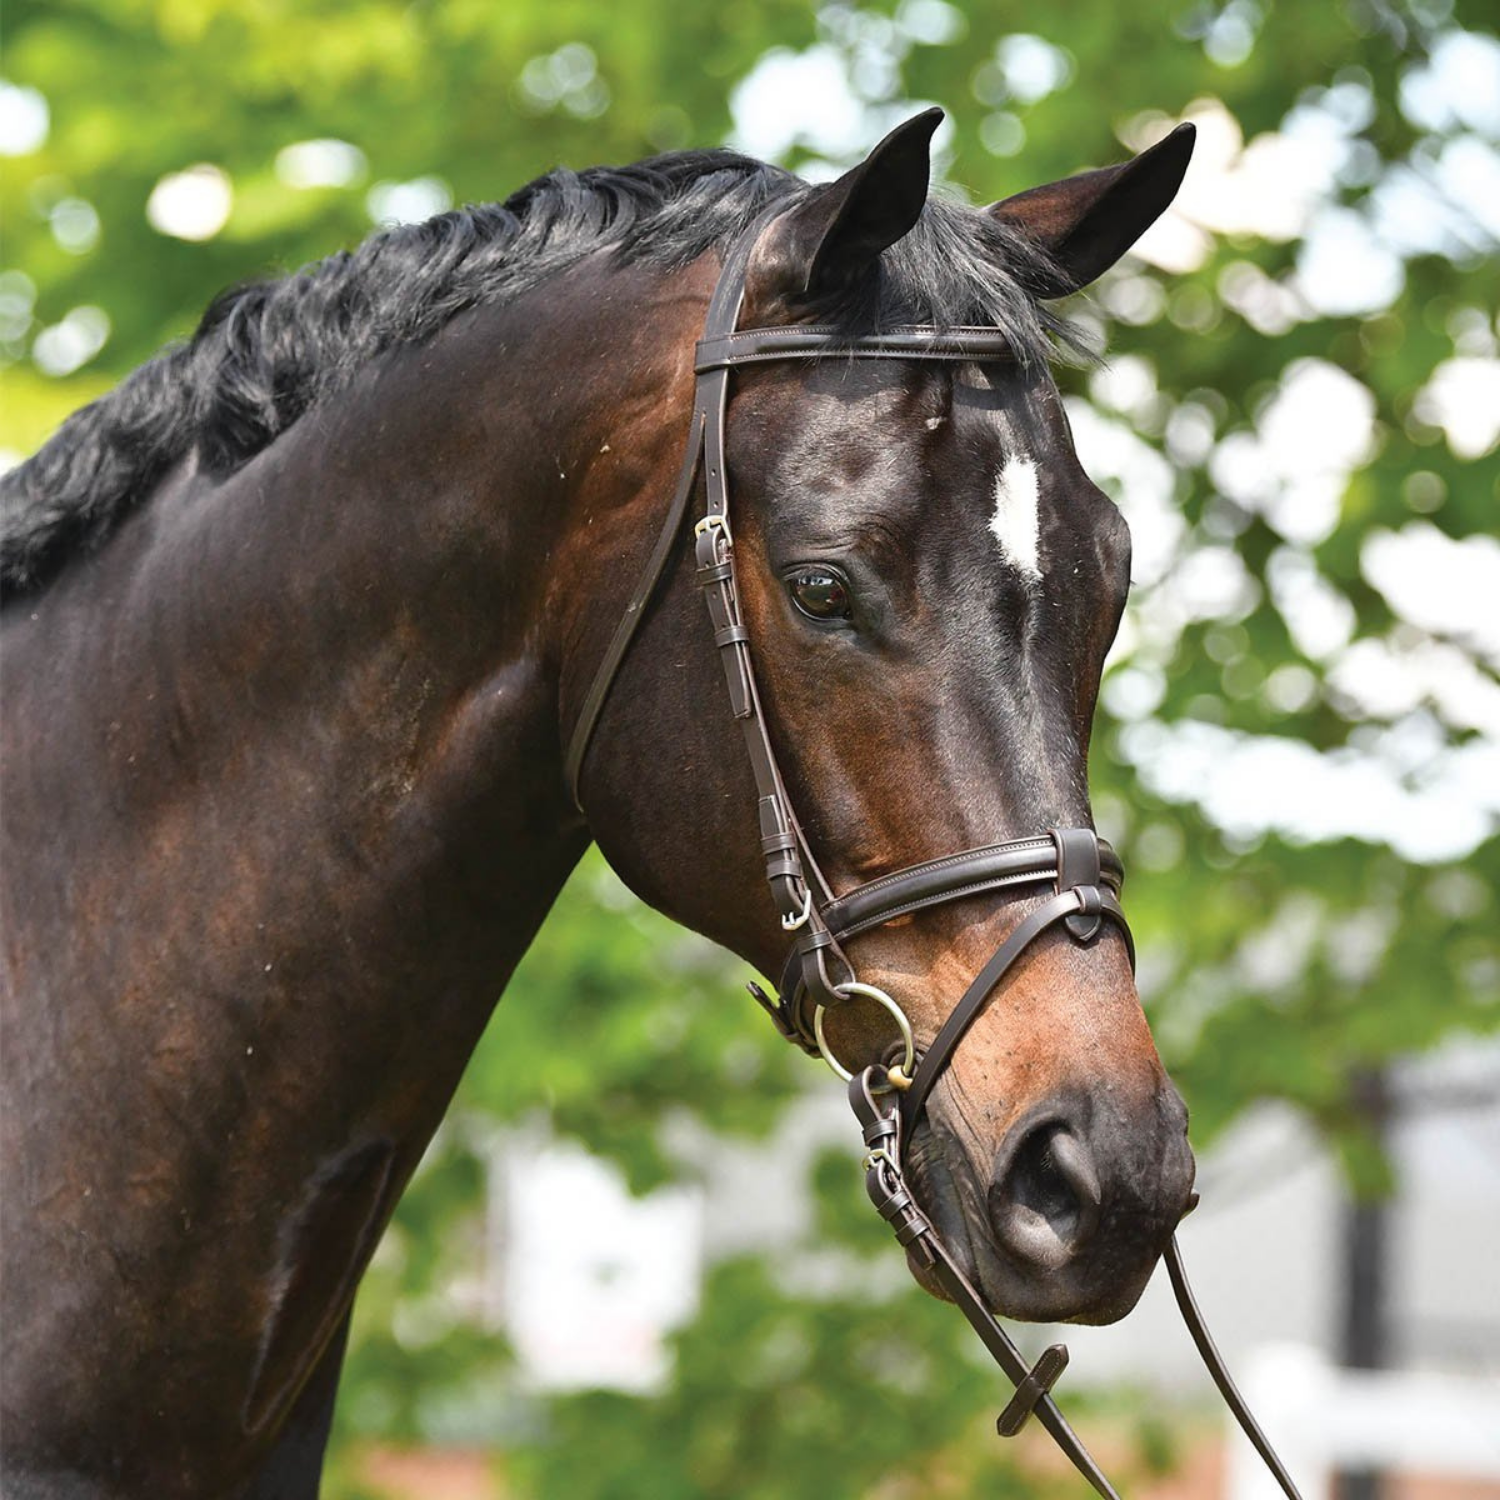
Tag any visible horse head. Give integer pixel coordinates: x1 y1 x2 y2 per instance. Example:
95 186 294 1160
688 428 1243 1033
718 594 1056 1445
575 112 1198 1326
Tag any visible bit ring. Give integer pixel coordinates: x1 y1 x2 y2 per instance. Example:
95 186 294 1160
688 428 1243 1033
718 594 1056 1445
813 981 916 1086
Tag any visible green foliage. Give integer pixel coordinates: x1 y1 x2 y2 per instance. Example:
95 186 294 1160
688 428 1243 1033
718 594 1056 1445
5 0 1498 1493
469 855 802 1188
504 1162 1157 1500
0 0 815 449
508 1256 1047 1500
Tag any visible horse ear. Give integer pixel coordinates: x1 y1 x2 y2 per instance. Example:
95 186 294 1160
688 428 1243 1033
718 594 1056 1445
989 122 1196 298
751 108 942 306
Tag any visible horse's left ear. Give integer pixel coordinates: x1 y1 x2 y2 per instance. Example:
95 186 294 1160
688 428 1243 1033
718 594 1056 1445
989 122 1196 298
748 108 941 307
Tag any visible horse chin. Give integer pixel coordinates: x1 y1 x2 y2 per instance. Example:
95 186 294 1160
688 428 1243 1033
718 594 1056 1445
903 1127 1156 1327
901 1127 999 1306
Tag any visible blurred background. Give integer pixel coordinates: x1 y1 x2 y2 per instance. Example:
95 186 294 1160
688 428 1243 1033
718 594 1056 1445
3 1 1498 1496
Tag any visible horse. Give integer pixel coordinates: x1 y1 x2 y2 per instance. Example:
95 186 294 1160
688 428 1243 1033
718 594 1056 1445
2 110 1202 1497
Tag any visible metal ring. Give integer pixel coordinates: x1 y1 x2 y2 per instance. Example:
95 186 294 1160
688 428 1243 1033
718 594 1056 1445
813 981 916 1085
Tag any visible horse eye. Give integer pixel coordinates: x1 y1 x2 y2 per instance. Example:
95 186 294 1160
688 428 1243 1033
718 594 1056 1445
788 570 852 622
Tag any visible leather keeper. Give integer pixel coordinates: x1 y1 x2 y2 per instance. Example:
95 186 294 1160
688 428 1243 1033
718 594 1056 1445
796 926 834 955
793 931 844 1018
693 526 727 571
1067 883 1103 942
996 1344 1070 1437
718 648 752 719
1053 827 1104 942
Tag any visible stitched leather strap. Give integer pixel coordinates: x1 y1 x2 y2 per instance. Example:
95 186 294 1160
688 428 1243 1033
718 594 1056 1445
771 831 1124 1052
821 835 1122 942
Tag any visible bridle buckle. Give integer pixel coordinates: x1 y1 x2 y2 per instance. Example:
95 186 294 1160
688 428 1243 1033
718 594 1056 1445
692 511 732 545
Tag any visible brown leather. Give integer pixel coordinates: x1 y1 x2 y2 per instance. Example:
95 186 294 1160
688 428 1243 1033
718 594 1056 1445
895 875 1131 1140
1166 1237 1306 1500
996 1343 1069 1437
773 834 1127 1042
849 1068 1122 1500
820 835 1123 940
563 203 1305 1500
563 202 784 808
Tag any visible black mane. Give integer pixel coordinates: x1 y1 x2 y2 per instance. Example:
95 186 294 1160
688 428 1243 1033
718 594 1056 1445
1 149 1078 601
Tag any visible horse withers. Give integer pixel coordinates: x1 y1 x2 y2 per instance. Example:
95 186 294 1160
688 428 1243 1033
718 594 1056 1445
1 113 1195 1497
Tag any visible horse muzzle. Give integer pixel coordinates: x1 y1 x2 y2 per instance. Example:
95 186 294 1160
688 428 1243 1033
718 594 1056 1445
908 1080 1196 1325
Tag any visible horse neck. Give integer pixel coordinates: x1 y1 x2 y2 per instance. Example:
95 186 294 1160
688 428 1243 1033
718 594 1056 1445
0 250 727 1481
5 256 708 1149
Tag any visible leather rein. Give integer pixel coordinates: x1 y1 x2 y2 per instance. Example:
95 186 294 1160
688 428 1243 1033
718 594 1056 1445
563 203 1303 1500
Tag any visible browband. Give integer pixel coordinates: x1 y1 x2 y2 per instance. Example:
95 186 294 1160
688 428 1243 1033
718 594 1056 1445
695 325 1020 370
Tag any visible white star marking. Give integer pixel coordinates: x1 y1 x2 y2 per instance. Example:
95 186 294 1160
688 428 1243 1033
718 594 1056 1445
988 452 1042 580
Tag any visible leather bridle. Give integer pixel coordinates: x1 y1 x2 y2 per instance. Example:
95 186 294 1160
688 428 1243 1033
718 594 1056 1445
564 202 1303 1500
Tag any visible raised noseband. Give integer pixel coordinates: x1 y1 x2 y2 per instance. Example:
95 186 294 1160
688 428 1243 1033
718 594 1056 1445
770 833 1130 1065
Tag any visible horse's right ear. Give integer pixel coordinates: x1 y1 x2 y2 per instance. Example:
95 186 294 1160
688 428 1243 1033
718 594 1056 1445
744 108 941 313
989 122 1196 297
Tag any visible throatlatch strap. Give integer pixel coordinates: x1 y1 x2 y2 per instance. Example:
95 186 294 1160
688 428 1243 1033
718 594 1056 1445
563 200 787 809
562 409 705 807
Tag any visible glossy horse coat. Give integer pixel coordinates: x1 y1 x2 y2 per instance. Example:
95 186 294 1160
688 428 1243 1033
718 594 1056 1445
2 118 1194 1497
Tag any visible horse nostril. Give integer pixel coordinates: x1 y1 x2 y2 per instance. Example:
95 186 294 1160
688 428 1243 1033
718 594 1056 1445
991 1123 1102 1269
1016 1125 1102 1240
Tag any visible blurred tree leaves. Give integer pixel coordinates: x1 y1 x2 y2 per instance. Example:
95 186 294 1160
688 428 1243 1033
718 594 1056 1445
506 1254 1066 1500
0 0 817 451
5 0 1499 1494
461 854 803 1191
